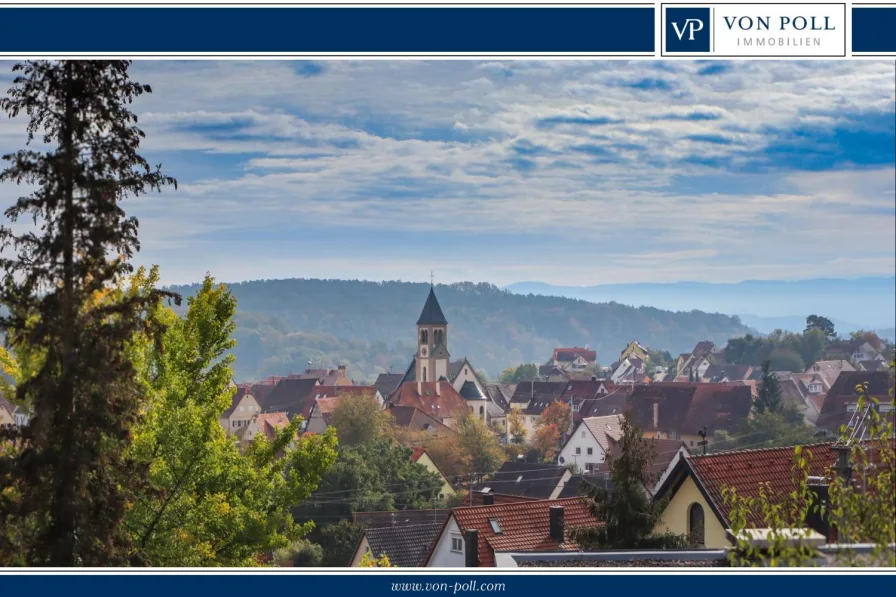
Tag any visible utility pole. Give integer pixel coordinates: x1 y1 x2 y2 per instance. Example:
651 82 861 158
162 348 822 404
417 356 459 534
697 426 708 455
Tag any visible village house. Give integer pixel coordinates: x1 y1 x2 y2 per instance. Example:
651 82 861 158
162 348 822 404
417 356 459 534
816 370 894 437
423 497 601 567
549 347 597 372
653 443 838 548
255 377 322 425
700 364 753 383
627 382 753 447
557 415 623 474
350 522 444 567
0 396 15 428
291 364 354 386
560 379 625 422
388 381 468 429
619 339 649 363
386 404 455 438
235 412 292 451
411 447 456 500
507 381 570 441
220 386 262 434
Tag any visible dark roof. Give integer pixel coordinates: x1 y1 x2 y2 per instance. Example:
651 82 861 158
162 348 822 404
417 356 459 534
459 380 486 400
361 522 444 567
257 378 321 420
553 347 597 363
817 370 894 433
509 381 570 415
375 373 404 398
692 341 716 358
222 385 250 418
417 286 447 325
556 473 614 498
474 461 568 499
604 438 690 478
578 386 631 419
485 384 511 412
628 382 753 436
702 364 752 382
860 360 887 372
354 509 450 529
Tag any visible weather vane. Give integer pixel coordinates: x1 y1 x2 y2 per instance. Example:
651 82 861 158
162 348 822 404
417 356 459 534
430 270 434 286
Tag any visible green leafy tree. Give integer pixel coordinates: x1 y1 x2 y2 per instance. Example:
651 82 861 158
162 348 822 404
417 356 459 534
0 60 178 566
273 538 324 567
455 412 505 475
317 520 364 567
755 360 783 414
123 272 339 566
507 409 527 445
574 417 692 548
498 363 539 383
713 410 822 452
329 389 390 447
805 315 836 342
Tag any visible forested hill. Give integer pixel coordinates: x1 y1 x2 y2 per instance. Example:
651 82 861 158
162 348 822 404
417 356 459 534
166 278 754 383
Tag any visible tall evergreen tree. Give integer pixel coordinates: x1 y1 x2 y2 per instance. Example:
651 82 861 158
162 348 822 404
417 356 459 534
0 61 176 566
755 360 783 414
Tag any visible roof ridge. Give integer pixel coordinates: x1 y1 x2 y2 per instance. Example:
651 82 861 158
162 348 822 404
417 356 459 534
454 496 584 512
690 441 836 459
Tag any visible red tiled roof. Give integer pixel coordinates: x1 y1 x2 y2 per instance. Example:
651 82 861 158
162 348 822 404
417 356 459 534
256 412 291 441
410 447 426 462
390 382 467 420
446 497 600 567
687 443 837 527
553 347 597 363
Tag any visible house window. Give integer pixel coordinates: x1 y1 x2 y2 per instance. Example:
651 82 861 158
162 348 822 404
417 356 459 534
581 431 586 438
688 503 705 546
575 447 581 455
422 367 427 382
479 406 484 417
587 447 593 455
488 518 503 535
451 535 464 553
585 463 595 473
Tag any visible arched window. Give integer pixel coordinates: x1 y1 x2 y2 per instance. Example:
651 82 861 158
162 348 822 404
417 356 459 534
434 329 443 346
479 406 485 417
420 329 428 344
422 367 427 382
688 503 705 546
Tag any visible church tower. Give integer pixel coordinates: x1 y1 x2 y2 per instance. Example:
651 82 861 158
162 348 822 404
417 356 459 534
416 286 450 383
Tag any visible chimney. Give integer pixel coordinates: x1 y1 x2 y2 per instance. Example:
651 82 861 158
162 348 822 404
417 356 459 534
463 529 479 567
806 478 832 541
652 401 659 429
436 382 441 397
417 380 422 396
337 365 347 379
591 376 597 382
549 506 565 544
482 492 494 506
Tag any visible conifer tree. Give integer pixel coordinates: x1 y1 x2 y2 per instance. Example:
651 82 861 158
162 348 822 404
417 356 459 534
755 360 783 414
0 61 177 566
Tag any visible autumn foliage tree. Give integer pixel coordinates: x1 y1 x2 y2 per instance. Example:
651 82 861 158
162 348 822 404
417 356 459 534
0 60 178 566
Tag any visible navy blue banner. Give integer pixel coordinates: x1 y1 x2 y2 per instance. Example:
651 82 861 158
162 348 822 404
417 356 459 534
0 573 893 596
852 6 896 53
0 6 655 54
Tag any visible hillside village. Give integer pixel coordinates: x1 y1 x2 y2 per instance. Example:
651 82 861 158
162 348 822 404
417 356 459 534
2 285 892 568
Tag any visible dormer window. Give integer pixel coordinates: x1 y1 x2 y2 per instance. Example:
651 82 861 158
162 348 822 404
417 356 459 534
488 518 503 534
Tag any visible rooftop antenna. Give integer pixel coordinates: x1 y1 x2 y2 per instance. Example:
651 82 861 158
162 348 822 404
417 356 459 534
697 426 708 455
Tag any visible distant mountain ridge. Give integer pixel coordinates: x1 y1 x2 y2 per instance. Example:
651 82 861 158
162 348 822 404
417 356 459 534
505 277 896 331
166 278 753 383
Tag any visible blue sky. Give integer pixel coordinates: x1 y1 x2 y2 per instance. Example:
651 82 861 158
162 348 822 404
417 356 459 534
0 60 893 286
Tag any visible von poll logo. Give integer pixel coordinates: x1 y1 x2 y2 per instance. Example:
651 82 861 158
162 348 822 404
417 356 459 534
666 7 710 52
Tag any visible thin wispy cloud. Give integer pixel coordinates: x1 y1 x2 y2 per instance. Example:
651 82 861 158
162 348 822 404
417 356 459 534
0 60 892 286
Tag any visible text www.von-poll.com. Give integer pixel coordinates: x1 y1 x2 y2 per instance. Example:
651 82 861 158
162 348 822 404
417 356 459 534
391 581 507 593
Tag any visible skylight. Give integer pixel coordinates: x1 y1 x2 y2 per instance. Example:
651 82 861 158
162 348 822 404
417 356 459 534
488 518 503 534
516 475 523 483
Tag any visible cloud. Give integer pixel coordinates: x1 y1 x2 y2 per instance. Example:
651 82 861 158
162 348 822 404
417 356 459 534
0 60 892 288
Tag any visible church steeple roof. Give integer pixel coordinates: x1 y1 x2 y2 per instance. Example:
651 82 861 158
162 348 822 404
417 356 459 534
417 286 447 325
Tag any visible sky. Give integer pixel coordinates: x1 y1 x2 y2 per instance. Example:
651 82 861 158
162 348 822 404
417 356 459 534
0 60 893 287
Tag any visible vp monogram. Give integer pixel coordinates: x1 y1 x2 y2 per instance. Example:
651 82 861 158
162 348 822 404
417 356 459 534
672 18 705 41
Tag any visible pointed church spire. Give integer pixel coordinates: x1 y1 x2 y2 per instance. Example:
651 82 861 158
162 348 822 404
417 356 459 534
417 286 447 325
